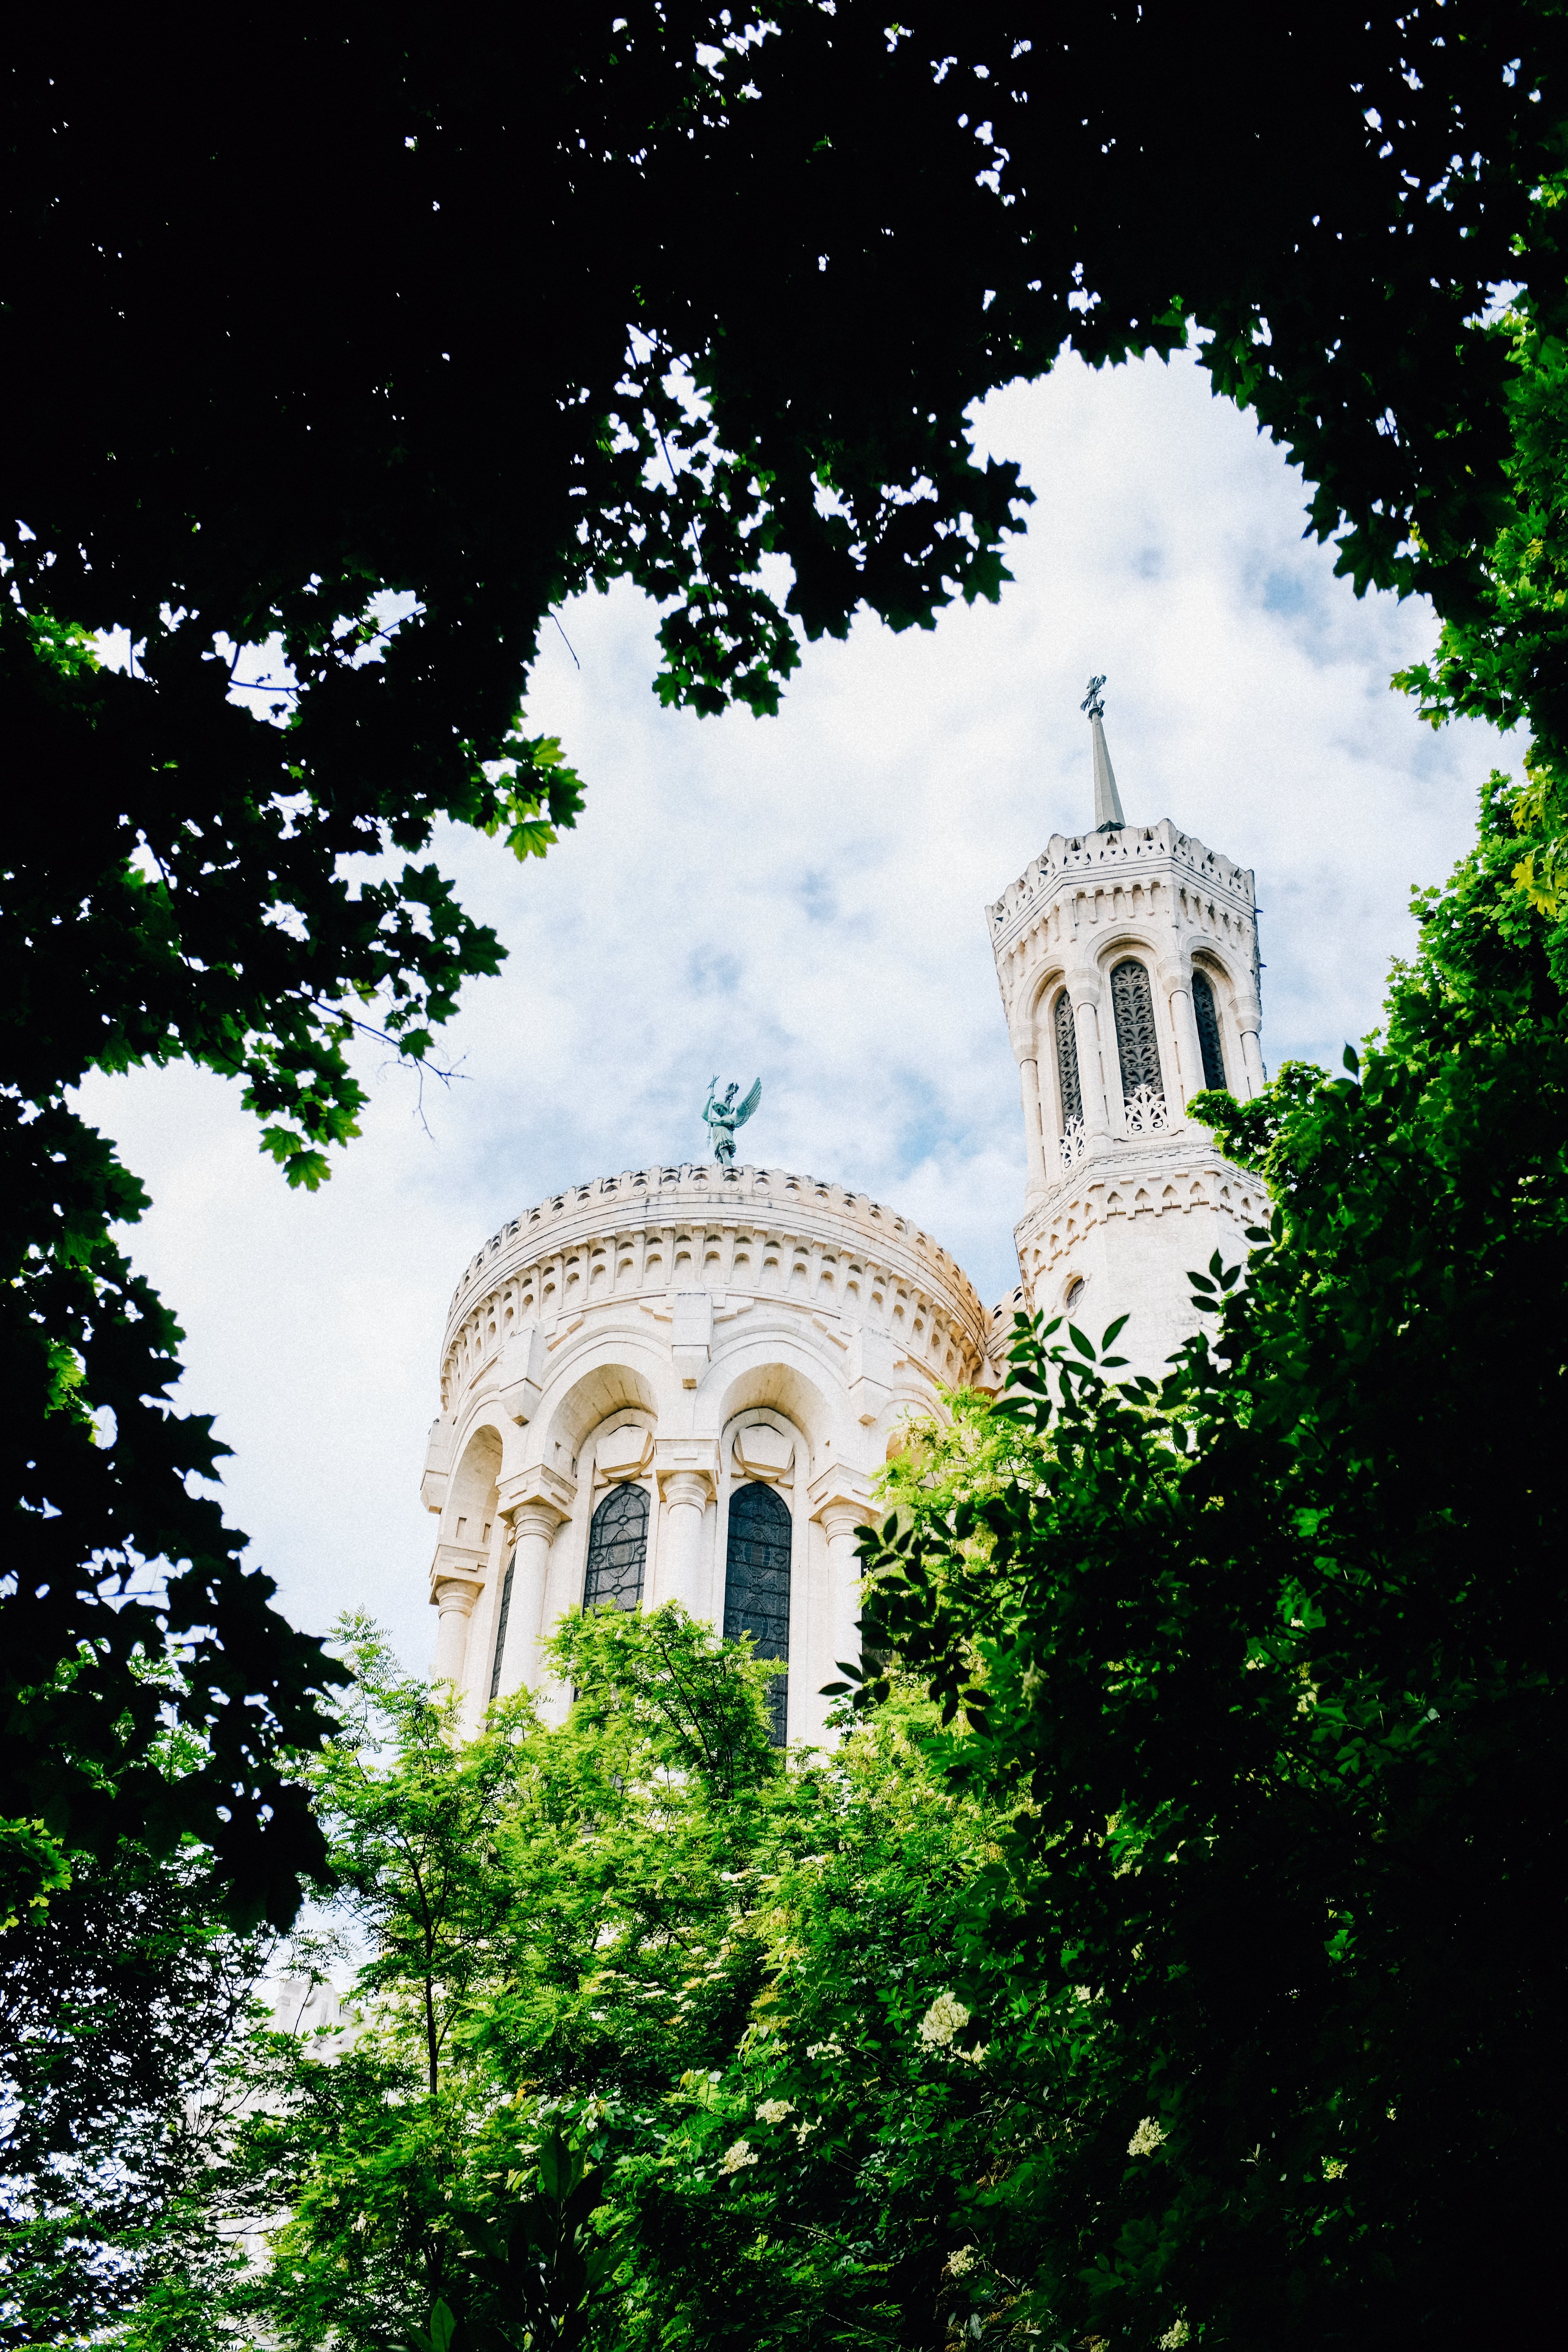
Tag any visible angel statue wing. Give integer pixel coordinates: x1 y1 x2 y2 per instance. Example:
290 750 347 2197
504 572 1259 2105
735 1077 762 1129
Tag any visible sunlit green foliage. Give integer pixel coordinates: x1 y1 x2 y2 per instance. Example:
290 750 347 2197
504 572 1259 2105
109 1614 1057 2352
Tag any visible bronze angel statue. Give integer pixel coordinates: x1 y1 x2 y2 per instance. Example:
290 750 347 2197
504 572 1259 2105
703 1075 761 1165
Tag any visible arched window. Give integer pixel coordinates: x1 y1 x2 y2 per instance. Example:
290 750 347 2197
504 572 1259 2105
724 1480 792 1746
1110 958 1163 1102
488 1546 516 1701
1191 968 1227 1091
1053 989 1082 1128
583 1482 648 1612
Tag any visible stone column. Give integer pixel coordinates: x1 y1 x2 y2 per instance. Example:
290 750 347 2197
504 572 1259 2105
431 1577 483 1687
1019 1057 1048 1192
1074 995 1114 1142
1240 1022 1266 1096
495 1500 566 1697
659 1470 715 1614
1169 980 1206 1108
817 1501 868 1684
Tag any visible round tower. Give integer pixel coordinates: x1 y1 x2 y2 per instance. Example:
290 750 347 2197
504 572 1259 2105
420 1163 992 1740
987 690 1270 1377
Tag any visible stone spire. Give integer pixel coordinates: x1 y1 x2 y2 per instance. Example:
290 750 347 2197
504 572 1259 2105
1081 673 1126 831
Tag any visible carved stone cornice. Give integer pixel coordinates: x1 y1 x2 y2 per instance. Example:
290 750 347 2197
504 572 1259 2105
1014 1140 1266 1272
496 1462 577 1523
440 1168 989 1416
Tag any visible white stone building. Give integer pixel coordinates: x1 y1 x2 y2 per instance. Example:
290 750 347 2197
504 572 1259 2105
420 706 1268 1739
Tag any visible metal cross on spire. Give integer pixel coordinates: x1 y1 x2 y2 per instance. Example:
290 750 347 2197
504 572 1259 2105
1082 673 1125 831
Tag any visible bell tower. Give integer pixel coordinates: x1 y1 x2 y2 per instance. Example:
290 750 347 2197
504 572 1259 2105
986 683 1270 1378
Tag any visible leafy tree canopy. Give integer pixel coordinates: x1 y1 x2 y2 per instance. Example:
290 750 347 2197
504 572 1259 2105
109 1614 1047 2352
854 759 1568 2350
5 0 1566 1973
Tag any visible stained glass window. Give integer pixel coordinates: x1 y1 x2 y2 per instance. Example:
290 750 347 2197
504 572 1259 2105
1110 957 1163 1100
488 1550 516 1700
724 1479 791 1746
1191 968 1227 1091
583 1482 648 1612
1054 989 1083 1127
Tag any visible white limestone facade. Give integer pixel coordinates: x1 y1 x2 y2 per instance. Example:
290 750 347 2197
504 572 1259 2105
420 1164 993 1743
418 708 1272 1715
988 813 1269 1377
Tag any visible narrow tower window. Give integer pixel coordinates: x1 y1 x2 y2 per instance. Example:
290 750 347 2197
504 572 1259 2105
1110 958 1163 1101
1191 969 1227 1091
583 1482 648 1612
1053 989 1083 1128
724 1479 792 1745
488 1546 517 1701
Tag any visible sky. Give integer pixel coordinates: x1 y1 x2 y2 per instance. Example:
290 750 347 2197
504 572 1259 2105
77 348 1514 1672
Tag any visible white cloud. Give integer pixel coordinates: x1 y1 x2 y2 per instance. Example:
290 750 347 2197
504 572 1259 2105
74 351 1513 1670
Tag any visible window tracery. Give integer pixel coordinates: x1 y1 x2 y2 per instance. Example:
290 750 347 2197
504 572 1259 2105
1053 989 1083 1129
1191 967 1227 1090
583 1482 648 1612
1110 958 1163 1103
724 1479 791 1746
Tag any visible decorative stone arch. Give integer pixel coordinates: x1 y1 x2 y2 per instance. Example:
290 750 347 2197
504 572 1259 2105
716 1401 808 1746
432 1421 503 1687
1020 964 1079 1156
704 1350 836 1455
535 1349 664 1472
527 1356 664 1636
1091 936 1174 1129
1187 945 1246 1093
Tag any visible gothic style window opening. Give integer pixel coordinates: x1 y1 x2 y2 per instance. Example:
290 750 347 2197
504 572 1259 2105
724 1478 792 1746
1110 957 1167 1133
1053 988 1083 1127
1053 987 1086 1171
583 1481 649 1612
488 1546 516 1701
1191 966 1228 1091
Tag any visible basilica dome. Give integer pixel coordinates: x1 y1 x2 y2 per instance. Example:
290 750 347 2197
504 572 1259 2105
421 1160 994 1747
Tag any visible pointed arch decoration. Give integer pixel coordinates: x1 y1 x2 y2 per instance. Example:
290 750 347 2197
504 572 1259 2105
1110 958 1163 1100
583 1483 648 1611
1053 989 1083 1129
1191 968 1227 1090
724 1479 791 1745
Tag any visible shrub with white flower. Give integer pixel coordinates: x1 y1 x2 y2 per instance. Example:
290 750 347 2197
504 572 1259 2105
755 2098 795 2125
1127 2116 1167 2157
917 1989 987 2063
1322 2156 1348 2180
918 1990 968 2049
1158 2319 1190 2347
945 2246 978 2278
719 2138 759 2175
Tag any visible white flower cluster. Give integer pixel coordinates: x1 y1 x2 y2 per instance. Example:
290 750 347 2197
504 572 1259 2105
805 2037 845 2060
946 2246 978 2278
719 2139 759 2176
1127 2117 1167 2158
917 1991 986 2064
1158 2319 1190 2348
755 2099 795 2125
1322 2156 1348 2181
